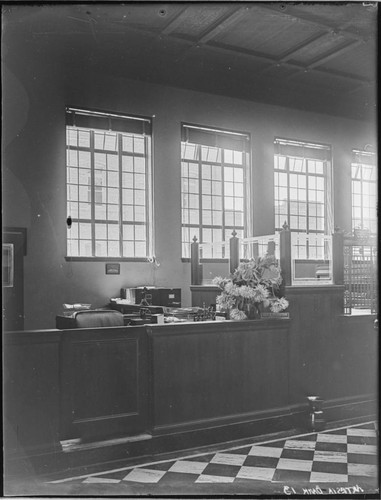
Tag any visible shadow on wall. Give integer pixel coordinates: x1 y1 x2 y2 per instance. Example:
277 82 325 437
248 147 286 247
2 65 29 149
2 66 31 228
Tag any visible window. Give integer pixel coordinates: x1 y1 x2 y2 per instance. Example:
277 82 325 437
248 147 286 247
274 138 333 260
351 150 377 234
66 107 153 259
181 124 251 259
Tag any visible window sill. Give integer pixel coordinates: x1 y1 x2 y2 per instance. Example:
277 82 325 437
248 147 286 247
65 256 150 263
181 258 229 264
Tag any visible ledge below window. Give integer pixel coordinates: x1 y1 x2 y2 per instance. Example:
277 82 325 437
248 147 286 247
181 258 229 264
65 256 150 262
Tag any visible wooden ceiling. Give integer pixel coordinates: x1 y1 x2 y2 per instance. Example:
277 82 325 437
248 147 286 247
3 2 378 121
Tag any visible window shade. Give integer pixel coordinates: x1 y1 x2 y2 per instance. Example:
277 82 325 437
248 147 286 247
182 125 250 152
275 139 331 161
352 150 376 166
66 108 151 135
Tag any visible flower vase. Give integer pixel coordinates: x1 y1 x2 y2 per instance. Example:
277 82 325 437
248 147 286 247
245 302 261 319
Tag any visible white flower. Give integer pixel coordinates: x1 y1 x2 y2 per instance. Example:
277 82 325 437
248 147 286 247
216 293 236 310
270 297 289 312
252 284 269 302
215 258 288 318
212 276 225 288
256 284 270 297
225 282 241 296
238 285 256 299
230 308 247 320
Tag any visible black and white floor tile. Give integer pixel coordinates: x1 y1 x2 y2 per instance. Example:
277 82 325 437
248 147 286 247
49 421 379 495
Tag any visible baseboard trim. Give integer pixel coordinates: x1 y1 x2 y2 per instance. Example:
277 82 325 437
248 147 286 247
61 432 152 453
5 393 376 478
152 393 377 437
287 394 377 428
5 442 62 463
323 394 377 423
151 405 294 436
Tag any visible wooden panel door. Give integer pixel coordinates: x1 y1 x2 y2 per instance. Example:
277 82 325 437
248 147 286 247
2 228 26 331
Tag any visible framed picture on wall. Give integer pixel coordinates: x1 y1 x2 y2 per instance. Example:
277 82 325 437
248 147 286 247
2 243 14 287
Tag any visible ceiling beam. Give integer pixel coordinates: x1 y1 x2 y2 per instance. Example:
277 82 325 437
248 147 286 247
161 6 190 36
210 3 372 82
198 41 278 66
198 5 252 44
254 19 369 80
178 3 372 86
307 39 363 69
82 9 373 89
168 5 256 64
259 31 328 77
279 32 329 63
284 64 369 87
284 39 365 81
190 44 350 96
197 41 370 86
257 3 368 43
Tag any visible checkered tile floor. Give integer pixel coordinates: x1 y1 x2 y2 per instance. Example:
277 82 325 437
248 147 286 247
50 422 378 493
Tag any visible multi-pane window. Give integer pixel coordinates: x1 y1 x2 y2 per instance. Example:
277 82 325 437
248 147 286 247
351 150 377 234
66 108 152 258
181 124 251 258
274 138 332 259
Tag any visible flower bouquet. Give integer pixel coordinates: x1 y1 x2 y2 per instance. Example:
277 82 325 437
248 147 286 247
213 255 289 320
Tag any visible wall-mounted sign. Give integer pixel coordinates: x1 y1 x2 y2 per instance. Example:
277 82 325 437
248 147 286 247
105 263 120 275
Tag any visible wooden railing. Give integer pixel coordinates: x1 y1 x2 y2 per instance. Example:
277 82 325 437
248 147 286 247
190 224 291 286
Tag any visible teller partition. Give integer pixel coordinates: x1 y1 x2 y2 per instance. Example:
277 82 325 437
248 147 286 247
190 226 355 291
190 231 282 286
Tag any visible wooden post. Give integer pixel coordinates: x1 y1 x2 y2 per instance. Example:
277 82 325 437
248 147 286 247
253 242 259 260
267 240 276 256
229 230 239 275
198 264 203 285
280 221 292 286
332 227 344 285
191 236 201 285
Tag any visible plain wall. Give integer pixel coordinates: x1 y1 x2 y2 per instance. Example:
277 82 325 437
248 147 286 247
2 35 376 330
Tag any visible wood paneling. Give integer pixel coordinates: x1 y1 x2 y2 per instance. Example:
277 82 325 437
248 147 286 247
331 315 378 397
60 326 149 441
285 285 344 403
284 285 377 425
3 289 377 474
147 320 290 433
3 331 62 458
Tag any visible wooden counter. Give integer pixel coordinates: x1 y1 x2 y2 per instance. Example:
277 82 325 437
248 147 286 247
60 325 149 441
147 319 290 435
3 293 378 474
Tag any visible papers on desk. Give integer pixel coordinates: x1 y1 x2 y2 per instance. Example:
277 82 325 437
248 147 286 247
110 298 134 305
63 303 91 310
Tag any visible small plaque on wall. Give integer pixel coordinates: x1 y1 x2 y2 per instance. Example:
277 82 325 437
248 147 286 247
105 263 120 275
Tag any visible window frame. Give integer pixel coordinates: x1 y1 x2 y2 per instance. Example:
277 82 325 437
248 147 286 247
351 149 377 235
65 106 154 261
274 137 333 261
180 123 251 261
